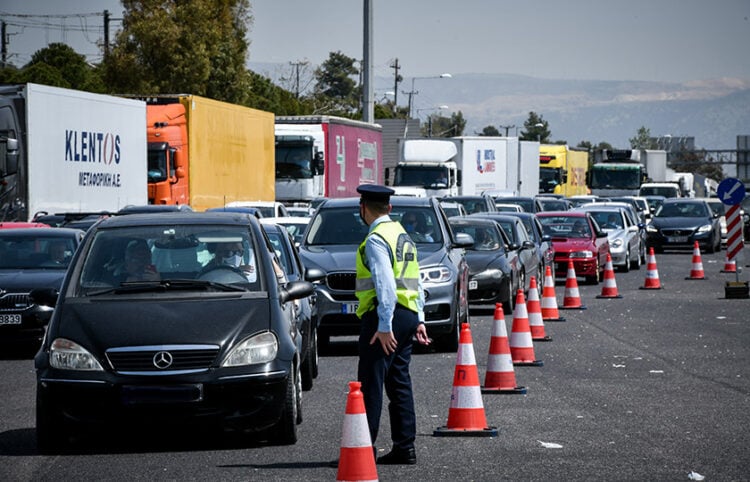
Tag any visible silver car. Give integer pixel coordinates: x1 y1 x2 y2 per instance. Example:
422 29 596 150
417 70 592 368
575 205 643 271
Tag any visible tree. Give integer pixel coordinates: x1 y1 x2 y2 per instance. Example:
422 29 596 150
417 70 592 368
312 51 360 116
0 43 105 92
478 125 500 136
520 112 550 143
103 0 252 104
630 126 657 149
426 111 466 137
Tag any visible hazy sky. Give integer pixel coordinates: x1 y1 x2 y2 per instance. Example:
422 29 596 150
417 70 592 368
2 0 749 84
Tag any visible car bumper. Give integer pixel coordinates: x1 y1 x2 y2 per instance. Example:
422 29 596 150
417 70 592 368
554 256 598 278
36 366 290 431
0 302 52 346
647 230 713 250
467 274 511 305
607 245 628 267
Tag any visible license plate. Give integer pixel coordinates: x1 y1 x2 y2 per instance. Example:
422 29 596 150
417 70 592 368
122 384 203 404
667 236 688 243
342 302 359 314
469 280 478 290
0 314 22 325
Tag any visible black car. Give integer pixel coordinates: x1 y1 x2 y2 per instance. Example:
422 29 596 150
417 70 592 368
468 212 543 293
0 228 85 350
448 217 523 314
298 196 473 352
32 212 315 452
500 211 555 279
260 220 323 391
442 195 497 214
493 196 542 213
646 198 722 253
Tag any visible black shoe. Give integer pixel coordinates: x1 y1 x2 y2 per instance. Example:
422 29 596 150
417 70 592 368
376 447 416 465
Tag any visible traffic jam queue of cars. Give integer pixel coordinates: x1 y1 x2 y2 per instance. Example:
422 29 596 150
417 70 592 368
1 191 734 453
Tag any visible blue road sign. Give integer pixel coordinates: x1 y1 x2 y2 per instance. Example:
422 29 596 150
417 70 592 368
717 178 746 206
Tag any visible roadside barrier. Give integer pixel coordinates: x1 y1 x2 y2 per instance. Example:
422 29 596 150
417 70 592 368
336 381 378 482
596 253 623 299
481 303 527 394
541 265 566 322
526 277 552 341
686 241 706 280
509 289 544 366
434 323 498 437
640 247 663 290
560 260 586 310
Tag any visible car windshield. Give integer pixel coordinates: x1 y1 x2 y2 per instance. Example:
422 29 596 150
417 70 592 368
78 224 263 294
451 224 503 252
589 211 624 230
655 203 708 218
0 235 77 269
539 216 591 238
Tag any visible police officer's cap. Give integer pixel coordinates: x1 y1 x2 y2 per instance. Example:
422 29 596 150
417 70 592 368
357 184 394 203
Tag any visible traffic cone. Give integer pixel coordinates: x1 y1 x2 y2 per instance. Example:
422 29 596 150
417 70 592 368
540 265 566 322
336 381 378 482
560 261 586 310
596 253 622 299
640 247 663 290
482 303 527 395
721 253 737 273
434 323 498 437
526 277 552 341
509 289 544 367
685 241 706 280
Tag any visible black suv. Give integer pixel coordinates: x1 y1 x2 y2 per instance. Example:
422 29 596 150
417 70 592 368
298 196 472 351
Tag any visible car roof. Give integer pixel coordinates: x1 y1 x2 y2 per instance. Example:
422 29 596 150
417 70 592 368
536 211 588 217
0 227 84 237
448 216 499 227
260 216 311 224
662 198 706 205
117 204 193 214
319 196 434 209
94 212 258 228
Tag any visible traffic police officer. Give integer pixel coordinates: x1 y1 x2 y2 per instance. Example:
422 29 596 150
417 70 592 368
355 184 431 465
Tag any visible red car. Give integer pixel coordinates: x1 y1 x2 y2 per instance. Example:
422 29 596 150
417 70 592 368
536 211 610 284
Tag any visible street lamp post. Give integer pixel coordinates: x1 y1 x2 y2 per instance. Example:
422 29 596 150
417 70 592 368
405 73 451 119
534 122 544 143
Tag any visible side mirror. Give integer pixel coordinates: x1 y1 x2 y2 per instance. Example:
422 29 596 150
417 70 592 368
5 137 19 173
596 231 609 238
279 280 315 304
305 267 326 283
452 232 474 249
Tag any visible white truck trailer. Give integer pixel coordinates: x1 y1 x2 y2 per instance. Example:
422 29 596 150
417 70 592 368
0 83 147 221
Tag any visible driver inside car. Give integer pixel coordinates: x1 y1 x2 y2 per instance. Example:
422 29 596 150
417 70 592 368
202 241 256 282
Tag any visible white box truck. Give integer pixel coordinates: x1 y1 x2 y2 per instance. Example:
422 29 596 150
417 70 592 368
390 137 539 198
0 83 147 221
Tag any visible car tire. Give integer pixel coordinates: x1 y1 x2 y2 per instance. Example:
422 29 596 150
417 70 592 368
436 292 461 353
270 366 299 445
36 391 68 455
502 277 515 315
301 329 317 391
632 246 642 270
622 250 631 273
585 259 600 285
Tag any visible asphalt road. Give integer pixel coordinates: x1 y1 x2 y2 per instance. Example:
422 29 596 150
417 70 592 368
1 248 748 481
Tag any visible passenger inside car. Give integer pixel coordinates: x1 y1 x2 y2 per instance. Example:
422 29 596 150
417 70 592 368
201 240 257 282
114 239 160 283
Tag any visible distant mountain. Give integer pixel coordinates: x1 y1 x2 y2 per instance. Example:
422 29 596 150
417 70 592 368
249 62 750 150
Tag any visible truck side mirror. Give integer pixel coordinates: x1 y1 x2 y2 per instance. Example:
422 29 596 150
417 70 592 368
456 169 462 187
384 167 390 186
561 169 568 184
314 151 324 175
5 137 19 174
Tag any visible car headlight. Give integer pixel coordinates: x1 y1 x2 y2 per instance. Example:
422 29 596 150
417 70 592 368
49 338 104 371
222 331 278 367
569 251 593 259
610 239 623 248
420 265 452 284
474 268 503 280
646 225 658 233
697 224 712 233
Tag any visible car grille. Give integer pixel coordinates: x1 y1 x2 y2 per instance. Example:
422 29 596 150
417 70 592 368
0 292 31 311
106 346 220 372
661 228 695 236
327 272 356 291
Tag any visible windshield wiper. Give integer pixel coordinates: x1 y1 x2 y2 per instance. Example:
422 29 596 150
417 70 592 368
85 279 246 295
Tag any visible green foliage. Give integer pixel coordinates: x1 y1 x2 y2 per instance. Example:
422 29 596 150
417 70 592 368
479 125 501 136
0 43 104 92
671 150 724 182
629 126 657 149
312 51 360 115
424 111 466 137
103 0 252 104
520 112 550 142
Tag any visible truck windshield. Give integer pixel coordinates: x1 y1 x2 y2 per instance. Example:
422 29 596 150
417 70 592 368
589 167 641 189
539 167 560 193
276 146 313 179
394 166 448 187
147 150 168 182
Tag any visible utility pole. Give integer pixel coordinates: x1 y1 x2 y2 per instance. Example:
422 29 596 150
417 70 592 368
390 58 400 108
103 10 110 58
362 0 374 123
1 21 7 68
289 60 307 98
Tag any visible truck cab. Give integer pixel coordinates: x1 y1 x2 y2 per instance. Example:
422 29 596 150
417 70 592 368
146 102 189 205
390 139 461 197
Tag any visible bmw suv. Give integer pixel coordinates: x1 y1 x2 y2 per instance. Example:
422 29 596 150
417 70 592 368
298 196 472 352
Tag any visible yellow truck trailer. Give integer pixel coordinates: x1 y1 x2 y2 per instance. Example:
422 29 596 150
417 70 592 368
539 144 589 196
147 95 275 210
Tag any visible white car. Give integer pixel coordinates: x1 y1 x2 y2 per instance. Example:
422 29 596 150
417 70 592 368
701 198 727 245
261 216 311 246
226 201 290 218
575 205 643 271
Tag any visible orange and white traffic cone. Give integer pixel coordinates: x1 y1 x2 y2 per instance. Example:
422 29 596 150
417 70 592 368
336 381 378 482
526 277 552 341
434 323 498 437
640 247 663 290
596 253 622 299
721 253 737 273
508 289 544 367
560 260 586 310
540 265 566 322
482 303 527 394
685 241 706 280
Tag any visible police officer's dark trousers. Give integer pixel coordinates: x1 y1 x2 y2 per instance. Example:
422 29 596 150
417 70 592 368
357 305 419 451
